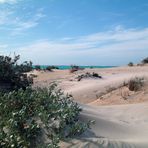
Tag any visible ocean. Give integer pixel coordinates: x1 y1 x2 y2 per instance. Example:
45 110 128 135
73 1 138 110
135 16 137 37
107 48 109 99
34 65 116 70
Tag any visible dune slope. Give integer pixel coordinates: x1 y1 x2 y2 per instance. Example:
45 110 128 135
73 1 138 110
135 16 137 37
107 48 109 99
62 103 148 148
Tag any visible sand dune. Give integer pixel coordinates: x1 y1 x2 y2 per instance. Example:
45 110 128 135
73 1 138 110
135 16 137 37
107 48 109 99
62 71 148 104
62 103 148 148
33 66 148 148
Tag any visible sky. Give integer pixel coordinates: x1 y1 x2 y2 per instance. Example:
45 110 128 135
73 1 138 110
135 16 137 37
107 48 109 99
0 0 148 66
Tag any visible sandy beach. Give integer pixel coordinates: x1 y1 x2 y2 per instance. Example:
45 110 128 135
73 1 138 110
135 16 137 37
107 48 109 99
32 65 148 148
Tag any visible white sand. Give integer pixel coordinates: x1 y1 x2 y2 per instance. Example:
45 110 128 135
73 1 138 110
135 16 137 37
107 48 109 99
32 66 148 148
62 102 148 147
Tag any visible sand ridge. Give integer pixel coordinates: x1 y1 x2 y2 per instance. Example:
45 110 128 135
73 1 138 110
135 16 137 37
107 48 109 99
32 66 148 148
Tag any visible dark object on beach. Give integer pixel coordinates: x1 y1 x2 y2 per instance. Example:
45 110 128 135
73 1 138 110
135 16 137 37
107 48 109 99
34 65 41 70
46 65 59 71
128 62 134 67
92 72 102 78
76 72 102 81
69 65 84 73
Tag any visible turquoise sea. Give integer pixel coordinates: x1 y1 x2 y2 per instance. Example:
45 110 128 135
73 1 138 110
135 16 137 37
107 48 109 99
35 65 116 70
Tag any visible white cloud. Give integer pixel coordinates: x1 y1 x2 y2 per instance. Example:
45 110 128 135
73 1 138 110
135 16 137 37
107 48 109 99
0 0 17 4
13 26 148 65
78 26 148 43
13 10 46 35
2 26 148 65
0 7 45 35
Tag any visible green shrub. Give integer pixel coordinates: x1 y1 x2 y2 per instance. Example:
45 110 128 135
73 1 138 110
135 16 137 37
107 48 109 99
128 62 134 67
92 72 102 78
0 55 33 91
69 65 84 73
45 65 59 71
47 66 59 70
0 84 91 147
76 72 102 81
34 65 41 70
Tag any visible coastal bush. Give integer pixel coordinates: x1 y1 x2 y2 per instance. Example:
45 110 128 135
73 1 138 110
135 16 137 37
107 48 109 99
0 55 33 91
128 62 134 67
128 77 144 91
69 65 84 73
0 84 91 147
92 72 102 78
34 65 41 70
45 66 59 71
76 72 102 81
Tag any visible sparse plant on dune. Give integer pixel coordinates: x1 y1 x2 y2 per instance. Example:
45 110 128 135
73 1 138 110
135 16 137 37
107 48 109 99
76 72 102 81
128 62 134 67
34 65 41 70
45 65 59 71
128 77 144 91
69 65 84 73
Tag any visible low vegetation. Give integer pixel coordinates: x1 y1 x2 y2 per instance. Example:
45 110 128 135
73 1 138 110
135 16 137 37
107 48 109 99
76 72 102 81
34 65 41 70
128 62 134 67
0 55 33 91
0 55 91 147
46 66 59 71
0 85 91 147
128 77 144 91
69 65 84 73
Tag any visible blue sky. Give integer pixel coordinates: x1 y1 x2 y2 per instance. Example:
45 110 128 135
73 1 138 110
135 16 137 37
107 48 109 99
0 0 148 66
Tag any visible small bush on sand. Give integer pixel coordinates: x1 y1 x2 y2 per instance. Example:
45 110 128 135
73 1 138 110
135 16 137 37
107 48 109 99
45 66 59 71
34 65 41 70
0 84 92 147
128 77 144 91
69 65 84 73
76 72 102 81
48 65 59 70
0 55 33 91
128 62 134 67
46 66 52 71
92 72 102 78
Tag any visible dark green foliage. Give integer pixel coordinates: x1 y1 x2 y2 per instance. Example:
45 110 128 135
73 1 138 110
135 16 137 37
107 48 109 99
128 62 134 67
47 66 59 70
142 57 148 64
0 84 91 147
70 65 84 73
45 65 59 71
18 61 33 73
92 72 102 78
34 65 41 70
0 55 33 91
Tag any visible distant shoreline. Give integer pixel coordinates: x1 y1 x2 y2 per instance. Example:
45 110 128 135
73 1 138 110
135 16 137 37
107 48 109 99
32 65 117 70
